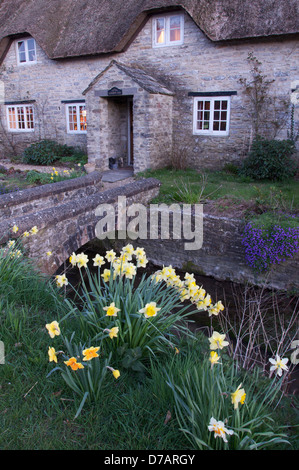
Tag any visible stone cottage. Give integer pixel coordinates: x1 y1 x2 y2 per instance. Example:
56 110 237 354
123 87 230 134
0 0 298 173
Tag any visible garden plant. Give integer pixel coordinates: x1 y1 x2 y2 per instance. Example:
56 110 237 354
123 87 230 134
0 226 298 450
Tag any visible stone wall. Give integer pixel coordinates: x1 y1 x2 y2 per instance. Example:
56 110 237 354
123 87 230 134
0 176 161 275
0 10 298 168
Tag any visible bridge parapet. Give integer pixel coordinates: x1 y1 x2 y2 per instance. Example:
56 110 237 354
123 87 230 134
0 174 161 275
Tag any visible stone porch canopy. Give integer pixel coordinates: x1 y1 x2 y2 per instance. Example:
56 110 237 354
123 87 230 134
83 60 174 174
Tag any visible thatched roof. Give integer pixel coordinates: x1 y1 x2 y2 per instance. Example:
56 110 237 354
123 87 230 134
0 0 298 62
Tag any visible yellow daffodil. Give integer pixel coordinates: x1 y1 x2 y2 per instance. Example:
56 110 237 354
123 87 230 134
124 263 137 279
103 302 120 317
82 346 100 361
69 252 78 266
30 226 38 235
46 320 61 338
134 247 146 258
12 225 19 233
112 369 120 379
208 417 234 443
269 355 289 377
93 254 105 267
139 302 161 318
101 269 111 282
64 357 84 371
46 251 52 257
209 351 221 367
231 384 246 409
7 240 15 248
76 252 89 268
48 346 58 363
55 274 68 288
121 244 135 260
104 327 119 339
23 231 30 238
105 249 116 262
208 331 229 350
136 255 148 268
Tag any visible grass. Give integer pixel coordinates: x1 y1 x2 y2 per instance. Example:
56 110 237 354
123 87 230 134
0 244 298 450
0 167 84 194
136 167 299 213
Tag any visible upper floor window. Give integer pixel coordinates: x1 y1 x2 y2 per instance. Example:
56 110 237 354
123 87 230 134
6 104 35 132
152 13 184 47
193 96 231 136
16 38 37 65
66 102 87 133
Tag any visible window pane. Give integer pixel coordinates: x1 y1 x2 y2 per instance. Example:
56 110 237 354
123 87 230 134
68 106 77 131
79 106 87 131
204 101 210 110
169 16 181 42
8 107 16 129
220 122 227 131
18 41 26 62
222 101 228 110
213 121 220 131
27 39 36 61
214 100 221 110
26 106 34 129
155 18 165 44
17 107 25 129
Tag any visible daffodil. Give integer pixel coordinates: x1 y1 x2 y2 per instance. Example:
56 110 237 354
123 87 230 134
76 252 89 268
93 254 105 267
209 351 221 367
269 355 289 377
30 226 38 235
7 240 15 248
208 417 234 443
208 331 229 350
12 225 19 233
48 346 58 363
139 302 161 318
64 357 84 371
46 320 61 338
82 346 100 361
101 269 111 282
55 274 68 288
124 262 137 279
103 302 120 317
231 383 246 409
107 366 120 379
46 251 52 257
22 231 30 238
136 255 148 268
104 327 119 339
134 247 146 258
121 244 135 260
69 252 78 266
105 249 116 262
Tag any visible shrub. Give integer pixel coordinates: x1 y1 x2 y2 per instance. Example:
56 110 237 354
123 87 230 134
240 137 297 181
22 140 86 166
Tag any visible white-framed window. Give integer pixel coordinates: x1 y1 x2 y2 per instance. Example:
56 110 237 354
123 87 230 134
6 104 35 132
16 38 37 65
152 13 184 47
66 103 87 133
193 96 231 136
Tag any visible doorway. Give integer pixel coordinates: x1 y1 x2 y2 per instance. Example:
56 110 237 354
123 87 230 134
127 97 134 166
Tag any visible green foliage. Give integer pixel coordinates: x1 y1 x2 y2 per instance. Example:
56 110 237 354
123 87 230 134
240 137 297 181
166 357 291 450
22 140 86 166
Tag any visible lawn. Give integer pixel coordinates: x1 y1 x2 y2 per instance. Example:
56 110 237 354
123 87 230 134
0 236 298 451
137 167 299 214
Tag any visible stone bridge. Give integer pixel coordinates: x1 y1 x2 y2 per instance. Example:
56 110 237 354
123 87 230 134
0 170 298 291
0 171 160 275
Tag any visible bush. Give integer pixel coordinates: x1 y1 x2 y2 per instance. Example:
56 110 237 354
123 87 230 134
240 137 297 181
22 140 86 166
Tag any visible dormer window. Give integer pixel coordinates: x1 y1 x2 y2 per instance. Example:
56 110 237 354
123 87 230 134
16 38 37 65
152 13 184 47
